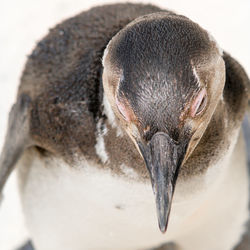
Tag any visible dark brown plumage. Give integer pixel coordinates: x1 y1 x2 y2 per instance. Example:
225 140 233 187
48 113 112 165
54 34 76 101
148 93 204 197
18 3 165 162
17 4 249 177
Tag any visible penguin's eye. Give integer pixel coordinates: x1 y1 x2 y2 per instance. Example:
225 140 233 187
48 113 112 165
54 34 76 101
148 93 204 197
190 88 207 117
116 96 131 122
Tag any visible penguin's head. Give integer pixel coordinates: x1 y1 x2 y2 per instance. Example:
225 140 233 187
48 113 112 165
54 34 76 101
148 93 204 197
102 13 225 233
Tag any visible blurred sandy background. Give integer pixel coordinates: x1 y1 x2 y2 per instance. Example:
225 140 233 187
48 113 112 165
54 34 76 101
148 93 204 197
0 0 249 249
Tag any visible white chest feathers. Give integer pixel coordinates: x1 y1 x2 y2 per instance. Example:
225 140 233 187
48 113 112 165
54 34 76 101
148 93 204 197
17 132 249 250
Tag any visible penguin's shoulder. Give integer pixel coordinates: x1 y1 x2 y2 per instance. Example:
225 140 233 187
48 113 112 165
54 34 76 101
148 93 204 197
222 52 250 122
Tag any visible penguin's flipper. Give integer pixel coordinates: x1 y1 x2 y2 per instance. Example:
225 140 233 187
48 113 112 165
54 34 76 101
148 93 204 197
0 93 33 202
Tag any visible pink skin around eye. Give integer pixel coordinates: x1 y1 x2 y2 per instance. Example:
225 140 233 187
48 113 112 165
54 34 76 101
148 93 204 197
190 88 207 118
116 96 131 122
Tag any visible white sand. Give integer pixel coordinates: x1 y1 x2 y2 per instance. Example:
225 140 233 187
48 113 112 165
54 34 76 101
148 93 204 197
0 0 249 249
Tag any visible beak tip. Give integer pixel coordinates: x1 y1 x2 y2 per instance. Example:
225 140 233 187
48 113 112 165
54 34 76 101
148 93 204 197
158 215 169 233
159 224 167 233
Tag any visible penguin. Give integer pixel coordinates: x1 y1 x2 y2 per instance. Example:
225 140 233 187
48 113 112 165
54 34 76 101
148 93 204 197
0 3 249 250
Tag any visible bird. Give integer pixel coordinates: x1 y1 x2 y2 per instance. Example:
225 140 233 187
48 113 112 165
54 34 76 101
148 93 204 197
0 2 250 250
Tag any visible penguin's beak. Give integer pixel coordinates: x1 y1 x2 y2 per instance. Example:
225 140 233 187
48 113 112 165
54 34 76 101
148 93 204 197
137 132 188 233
